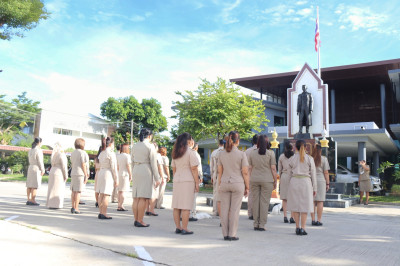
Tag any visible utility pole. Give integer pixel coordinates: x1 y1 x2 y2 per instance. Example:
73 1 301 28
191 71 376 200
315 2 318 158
130 119 134 156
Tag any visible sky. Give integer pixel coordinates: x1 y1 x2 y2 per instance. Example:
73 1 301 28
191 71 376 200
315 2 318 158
0 0 399 131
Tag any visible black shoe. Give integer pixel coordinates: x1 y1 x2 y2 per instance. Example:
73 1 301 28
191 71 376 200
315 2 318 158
79 201 85 205
248 216 253 220
230 236 239 241
148 212 158 216
117 208 128 212
135 221 149 227
95 202 99 208
284 217 289 223
99 214 112 220
71 208 75 214
145 211 151 216
258 228 266 231
189 217 198 222
159 206 165 209
290 217 295 224
300 228 308 235
254 227 259 231
312 220 317 226
98 214 101 219
315 221 323 226
224 236 231 241
31 202 40 206
26 201 32 205
296 228 301 235
74 210 81 214
181 229 193 235
175 228 182 234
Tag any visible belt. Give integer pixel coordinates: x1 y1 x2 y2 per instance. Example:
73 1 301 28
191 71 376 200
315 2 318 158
292 175 309 178
133 162 149 165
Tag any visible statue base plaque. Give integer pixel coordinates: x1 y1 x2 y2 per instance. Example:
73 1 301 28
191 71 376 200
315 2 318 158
294 133 313 140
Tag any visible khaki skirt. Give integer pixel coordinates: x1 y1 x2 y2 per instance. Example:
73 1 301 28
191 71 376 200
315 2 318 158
70 175 84 192
97 169 114 195
279 172 290 200
118 173 130 192
315 176 327 201
26 165 42 189
359 180 372 192
172 181 195 210
287 177 314 213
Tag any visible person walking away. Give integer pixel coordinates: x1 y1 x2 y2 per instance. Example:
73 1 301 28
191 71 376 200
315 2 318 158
145 142 163 216
278 141 295 224
171 133 200 235
189 142 203 221
210 139 224 216
94 146 102 208
245 134 258 220
70 138 89 214
117 143 132 211
111 145 121 203
131 129 161 227
287 139 317 236
218 131 250 241
156 147 170 209
26 137 45 206
248 135 278 231
46 142 68 209
359 160 372 205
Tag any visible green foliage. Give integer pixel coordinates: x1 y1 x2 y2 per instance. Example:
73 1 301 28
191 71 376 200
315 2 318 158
378 161 394 173
392 184 400 194
100 96 167 147
0 92 40 145
7 151 29 175
0 0 50 40
173 77 269 142
378 154 400 191
10 163 23 173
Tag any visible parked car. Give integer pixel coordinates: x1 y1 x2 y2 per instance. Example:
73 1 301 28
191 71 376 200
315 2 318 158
335 164 382 193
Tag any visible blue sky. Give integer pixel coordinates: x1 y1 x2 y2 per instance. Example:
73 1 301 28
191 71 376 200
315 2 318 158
0 0 399 130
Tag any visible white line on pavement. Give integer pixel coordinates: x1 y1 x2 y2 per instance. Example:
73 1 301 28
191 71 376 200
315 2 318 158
134 246 155 266
5 215 19 221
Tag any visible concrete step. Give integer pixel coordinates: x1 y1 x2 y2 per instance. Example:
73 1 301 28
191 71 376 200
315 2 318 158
326 193 343 200
324 197 359 208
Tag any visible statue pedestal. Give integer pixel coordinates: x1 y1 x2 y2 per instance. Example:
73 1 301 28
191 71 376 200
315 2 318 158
294 133 313 140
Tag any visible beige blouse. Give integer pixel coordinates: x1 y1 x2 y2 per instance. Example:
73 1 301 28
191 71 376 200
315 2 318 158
288 153 317 192
218 146 249 184
171 148 199 182
117 153 131 177
359 166 370 181
278 154 291 175
316 156 330 181
28 147 45 172
70 149 89 176
248 149 276 183
99 147 118 180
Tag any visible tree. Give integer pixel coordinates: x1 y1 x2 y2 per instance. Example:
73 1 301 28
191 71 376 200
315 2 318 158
173 77 269 142
100 96 167 146
0 0 50 40
0 92 41 146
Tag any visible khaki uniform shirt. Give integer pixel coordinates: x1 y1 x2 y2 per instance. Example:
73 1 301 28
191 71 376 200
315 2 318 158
316 156 330 181
210 147 223 182
359 166 370 181
288 153 317 192
71 149 89 176
248 149 276 183
218 146 249 184
278 154 291 175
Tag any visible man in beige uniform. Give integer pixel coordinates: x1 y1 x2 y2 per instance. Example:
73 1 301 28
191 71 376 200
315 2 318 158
210 140 224 216
111 145 121 203
245 134 258 220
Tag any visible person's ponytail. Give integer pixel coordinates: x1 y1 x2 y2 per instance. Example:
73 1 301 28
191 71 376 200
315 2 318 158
225 131 239 153
299 144 305 163
32 137 42 148
295 139 306 163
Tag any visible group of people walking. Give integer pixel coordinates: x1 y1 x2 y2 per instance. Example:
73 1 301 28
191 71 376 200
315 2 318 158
25 129 371 240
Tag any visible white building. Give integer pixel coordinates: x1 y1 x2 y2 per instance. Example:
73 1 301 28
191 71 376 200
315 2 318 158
34 110 114 151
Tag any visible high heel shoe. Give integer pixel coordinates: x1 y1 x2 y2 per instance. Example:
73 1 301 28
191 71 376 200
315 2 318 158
181 229 193 235
95 202 99 208
230 236 239 241
290 217 295 224
71 208 75 214
300 228 308 235
134 221 149 227
296 228 301 235
284 217 289 223
224 236 231 241
175 228 182 234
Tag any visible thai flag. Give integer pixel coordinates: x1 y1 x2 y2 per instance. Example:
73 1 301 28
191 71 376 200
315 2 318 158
315 17 320 52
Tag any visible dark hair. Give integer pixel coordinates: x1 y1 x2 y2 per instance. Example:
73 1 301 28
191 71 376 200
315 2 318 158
121 143 129 154
257 135 270 155
139 128 152 142
252 134 258 145
158 147 167 156
172 132 192 159
116 145 121 151
101 137 114 150
284 141 294 159
218 139 224 146
74 138 85 150
95 146 102 162
312 144 322 167
295 139 306 163
225 131 239 153
32 137 42 148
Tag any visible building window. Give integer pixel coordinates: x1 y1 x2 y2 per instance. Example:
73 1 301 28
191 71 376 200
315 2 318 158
53 127 72 136
274 116 285 126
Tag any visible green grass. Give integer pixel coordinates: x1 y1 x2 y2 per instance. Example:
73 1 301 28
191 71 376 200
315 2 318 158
199 186 213 193
126 253 138 259
368 195 400 203
391 184 400 194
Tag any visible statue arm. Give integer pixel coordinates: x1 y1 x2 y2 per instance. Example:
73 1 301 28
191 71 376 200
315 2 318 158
297 95 301 113
309 94 313 112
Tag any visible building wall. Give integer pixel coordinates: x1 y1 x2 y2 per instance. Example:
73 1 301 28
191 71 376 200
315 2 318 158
37 110 109 151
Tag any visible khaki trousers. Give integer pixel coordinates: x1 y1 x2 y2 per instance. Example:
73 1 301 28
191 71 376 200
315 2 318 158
111 186 118 202
219 182 245 237
251 181 274 228
190 192 198 218
156 178 167 208
247 189 253 217
212 176 220 214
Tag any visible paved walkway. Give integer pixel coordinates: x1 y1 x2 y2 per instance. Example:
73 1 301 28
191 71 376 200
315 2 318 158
0 182 399 266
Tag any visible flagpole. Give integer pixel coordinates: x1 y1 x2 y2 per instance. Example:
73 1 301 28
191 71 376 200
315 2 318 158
317 6 321 78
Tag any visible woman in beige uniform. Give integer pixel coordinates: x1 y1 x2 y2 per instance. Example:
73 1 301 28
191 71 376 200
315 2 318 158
117 143 132 211
248 135 278 231
132 128 161 227
26 137 45 206
171 132 199 235
287 139 316 236
218 131 250 241
311 144 330 226
46 142 68 209
156 147 170 209
94 146 102 208
359 160 372 205
97 137 118 219
70 138 89 214
278 141 295 224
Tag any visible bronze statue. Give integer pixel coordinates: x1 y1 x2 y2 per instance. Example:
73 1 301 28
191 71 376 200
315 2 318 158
297 85 313 134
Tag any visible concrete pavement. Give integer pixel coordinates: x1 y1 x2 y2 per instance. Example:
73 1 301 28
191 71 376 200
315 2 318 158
0 181 399 266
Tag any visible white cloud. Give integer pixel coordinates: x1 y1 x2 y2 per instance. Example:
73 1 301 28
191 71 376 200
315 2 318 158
261 4 315 25
296 1 307 5
297 8 312 17
221 0 241 24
